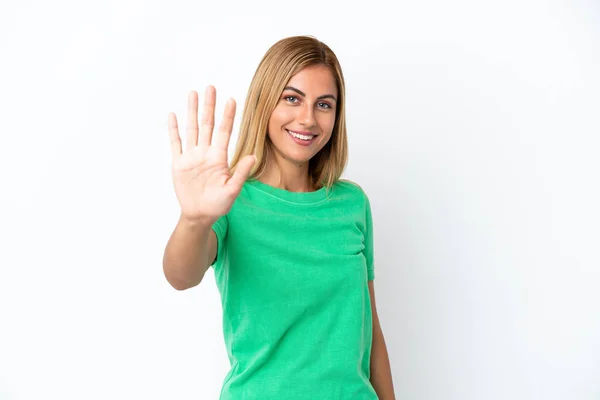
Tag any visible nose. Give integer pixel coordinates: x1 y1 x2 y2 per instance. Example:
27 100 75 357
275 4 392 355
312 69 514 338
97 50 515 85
297 103 317 128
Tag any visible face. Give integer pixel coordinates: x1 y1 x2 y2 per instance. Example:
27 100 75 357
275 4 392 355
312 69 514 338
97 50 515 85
267 64 338 168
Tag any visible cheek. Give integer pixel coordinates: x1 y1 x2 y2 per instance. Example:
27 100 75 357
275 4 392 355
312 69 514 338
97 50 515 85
318 113 337 134
267 110 281 139
269 106 295 128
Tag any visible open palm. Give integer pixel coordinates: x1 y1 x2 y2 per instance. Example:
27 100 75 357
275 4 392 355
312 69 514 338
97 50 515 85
168 86 255 225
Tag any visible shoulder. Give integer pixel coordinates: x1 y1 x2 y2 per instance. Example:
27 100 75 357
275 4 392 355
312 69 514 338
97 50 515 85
334 179 370 201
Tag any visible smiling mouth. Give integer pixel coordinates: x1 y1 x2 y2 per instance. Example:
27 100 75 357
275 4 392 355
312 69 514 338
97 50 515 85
286 130 316 141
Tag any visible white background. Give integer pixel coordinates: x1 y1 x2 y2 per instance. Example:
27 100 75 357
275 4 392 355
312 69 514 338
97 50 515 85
1 0 599 399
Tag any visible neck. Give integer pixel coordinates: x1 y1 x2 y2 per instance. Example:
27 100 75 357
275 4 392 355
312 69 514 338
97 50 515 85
260 154 315 192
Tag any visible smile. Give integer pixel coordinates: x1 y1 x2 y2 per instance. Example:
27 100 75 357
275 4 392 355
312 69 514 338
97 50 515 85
287 130 315 141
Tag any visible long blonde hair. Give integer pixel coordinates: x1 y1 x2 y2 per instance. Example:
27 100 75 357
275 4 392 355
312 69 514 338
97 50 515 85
229 35 348 189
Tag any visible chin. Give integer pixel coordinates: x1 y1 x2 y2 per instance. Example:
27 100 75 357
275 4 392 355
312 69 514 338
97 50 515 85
284 143 324 162
282 152 315 165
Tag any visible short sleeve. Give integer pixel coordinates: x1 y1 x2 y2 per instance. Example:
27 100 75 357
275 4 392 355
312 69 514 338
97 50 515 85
363 194 375 281
210 214 228 268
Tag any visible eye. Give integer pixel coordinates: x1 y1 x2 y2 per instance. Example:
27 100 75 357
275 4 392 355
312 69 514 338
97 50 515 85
317 102 332 109
284 95 299 103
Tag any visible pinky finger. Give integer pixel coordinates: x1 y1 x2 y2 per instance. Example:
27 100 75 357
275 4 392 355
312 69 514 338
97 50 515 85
168 112 182 159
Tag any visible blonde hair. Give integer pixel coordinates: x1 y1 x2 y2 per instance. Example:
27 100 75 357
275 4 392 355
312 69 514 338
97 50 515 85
229 35 348 189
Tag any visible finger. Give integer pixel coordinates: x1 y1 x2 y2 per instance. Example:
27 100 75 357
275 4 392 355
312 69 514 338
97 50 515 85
199 85 216 148
214 98 236 151
186 90 199 148
226 154 256 195
168 112 182 159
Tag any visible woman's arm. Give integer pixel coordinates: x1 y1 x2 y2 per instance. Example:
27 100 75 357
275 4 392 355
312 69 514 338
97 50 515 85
162 215 217 290
368 280 396 399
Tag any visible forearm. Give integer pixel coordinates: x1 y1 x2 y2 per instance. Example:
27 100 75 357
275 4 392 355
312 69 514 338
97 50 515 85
370 324 396 399
162 215 212 290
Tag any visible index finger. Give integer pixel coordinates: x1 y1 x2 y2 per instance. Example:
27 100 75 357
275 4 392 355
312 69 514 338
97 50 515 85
213 98 236 151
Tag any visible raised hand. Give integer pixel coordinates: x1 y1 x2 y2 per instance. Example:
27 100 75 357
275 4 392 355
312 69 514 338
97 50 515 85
168 86 256 226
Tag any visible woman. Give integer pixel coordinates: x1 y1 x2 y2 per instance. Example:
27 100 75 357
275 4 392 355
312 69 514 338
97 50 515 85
163 35 395 399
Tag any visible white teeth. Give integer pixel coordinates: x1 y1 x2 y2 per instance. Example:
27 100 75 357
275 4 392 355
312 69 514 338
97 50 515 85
288 130 315 140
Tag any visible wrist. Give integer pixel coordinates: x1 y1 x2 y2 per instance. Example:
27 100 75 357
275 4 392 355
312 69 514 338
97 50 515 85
178 214 215 230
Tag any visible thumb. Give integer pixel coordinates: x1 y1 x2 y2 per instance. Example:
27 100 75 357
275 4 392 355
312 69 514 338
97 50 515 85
226 154 256 194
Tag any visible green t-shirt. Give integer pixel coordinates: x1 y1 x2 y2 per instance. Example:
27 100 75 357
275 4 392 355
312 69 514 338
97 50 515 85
211 178 378 399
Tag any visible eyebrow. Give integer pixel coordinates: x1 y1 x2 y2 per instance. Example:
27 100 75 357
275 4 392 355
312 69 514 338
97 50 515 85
283 86 337 102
